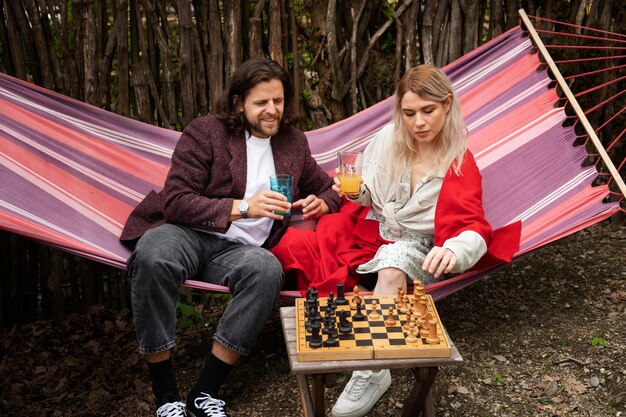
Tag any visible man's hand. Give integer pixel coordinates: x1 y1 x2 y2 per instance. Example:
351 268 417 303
422 246 457 278
232 191 291 221
292 194 329 220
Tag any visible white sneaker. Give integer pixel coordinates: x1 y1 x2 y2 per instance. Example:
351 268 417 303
156 401 186 417
331 369 392 417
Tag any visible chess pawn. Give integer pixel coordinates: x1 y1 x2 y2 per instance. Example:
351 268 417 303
395 286 404 304
426 318 440 344
368 300 380 320
353 298 366 321
403 309 412 331
385 306 396 326
406 323 418 344
399 296 410 314
418 315 430 338
350 285 361 310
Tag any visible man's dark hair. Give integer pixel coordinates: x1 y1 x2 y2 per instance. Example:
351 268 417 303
215 57 298 134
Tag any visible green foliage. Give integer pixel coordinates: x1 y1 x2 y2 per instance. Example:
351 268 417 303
492 373 505 383
176 301 206 330
591 337 606 347
380 32 396 52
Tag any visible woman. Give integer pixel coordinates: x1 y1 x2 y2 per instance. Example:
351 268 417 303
272 65 520 417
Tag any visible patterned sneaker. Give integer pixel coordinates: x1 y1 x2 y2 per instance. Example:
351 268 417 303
186 393 229 417
331 369 392 417
156 401 186 417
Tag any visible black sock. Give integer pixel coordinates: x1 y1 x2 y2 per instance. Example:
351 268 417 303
148 358 181 407
188 352 233 402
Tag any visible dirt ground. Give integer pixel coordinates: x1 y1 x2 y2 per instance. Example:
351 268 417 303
1 221 624 417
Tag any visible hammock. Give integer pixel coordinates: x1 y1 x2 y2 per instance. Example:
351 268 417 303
0 22 623 301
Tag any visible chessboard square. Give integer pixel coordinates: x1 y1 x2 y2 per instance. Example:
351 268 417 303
338 334 355 341
354 333 373 340
369 321 385 327
356 340 374 347
389 339 406 346
371 333 389 340
354 327 371 334
386 326 404 333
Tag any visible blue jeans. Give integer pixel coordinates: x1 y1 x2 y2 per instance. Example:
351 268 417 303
128 224 284 356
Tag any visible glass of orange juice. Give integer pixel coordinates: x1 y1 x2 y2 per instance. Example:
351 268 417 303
338 152 363 196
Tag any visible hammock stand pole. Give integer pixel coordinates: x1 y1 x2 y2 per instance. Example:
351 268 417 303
519 8 626 199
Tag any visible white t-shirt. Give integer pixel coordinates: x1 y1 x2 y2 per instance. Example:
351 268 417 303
208 132 276 246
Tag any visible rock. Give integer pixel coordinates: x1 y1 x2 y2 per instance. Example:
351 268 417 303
457 386 470 395
590 376 600 388
493 355 507 362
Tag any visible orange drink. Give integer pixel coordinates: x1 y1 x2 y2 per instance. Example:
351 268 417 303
339 174 361 196
338 151 363 197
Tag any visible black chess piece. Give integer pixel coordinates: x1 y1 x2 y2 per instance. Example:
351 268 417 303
335 283 348 305
309 286 319 301
338 310 353 333
323 320 339 347
327 291 336 310
353 298 366 321
308 321 322 349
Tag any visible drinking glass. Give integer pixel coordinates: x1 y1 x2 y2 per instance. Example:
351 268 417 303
269 174 293 215
337 152 363 196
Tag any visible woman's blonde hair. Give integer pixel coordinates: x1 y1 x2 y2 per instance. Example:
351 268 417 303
388 64 467 181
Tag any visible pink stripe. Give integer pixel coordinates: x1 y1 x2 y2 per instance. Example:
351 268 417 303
519 185 615 247
0 211 115 260
459 54 542 115
0 97 169 185
0 136 135 229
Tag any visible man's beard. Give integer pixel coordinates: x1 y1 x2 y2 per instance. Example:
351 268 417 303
245 115 281 137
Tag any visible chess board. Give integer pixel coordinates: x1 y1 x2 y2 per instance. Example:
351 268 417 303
295 294 451 361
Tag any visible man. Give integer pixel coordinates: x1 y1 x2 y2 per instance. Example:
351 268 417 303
120 58 341 417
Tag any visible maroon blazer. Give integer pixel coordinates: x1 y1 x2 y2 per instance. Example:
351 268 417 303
120 115 341 248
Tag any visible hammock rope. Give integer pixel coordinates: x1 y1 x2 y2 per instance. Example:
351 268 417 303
528 15 626 39
522 10 626 202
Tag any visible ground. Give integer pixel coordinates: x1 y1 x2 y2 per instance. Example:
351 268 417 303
1 221 624 417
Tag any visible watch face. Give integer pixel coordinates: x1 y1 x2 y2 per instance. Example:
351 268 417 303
238 200 248 212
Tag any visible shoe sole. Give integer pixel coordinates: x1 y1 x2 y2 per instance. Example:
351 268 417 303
331 371 392 417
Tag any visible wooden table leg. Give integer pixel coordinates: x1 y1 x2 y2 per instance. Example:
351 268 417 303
296 374 316 417
401 366 438 417
311 374 326 417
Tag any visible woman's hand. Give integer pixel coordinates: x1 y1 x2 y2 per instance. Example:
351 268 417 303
292 194 328 220
422 246 457 278
332 167 363 197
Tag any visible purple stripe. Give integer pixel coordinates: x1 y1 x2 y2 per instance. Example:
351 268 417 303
0 72 178 162
521 199 618 250
480 124 592 228
445 27 530 84
0 164 129 257
0 114 156 204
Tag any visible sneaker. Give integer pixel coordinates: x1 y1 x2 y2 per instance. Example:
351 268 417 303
331 369 392 417
186 393 229 417
156 401 186 417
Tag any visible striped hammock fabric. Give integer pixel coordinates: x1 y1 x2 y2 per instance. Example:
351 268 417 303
0 26 621 300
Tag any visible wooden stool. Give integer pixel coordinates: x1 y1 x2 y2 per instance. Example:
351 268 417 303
280 306 463 417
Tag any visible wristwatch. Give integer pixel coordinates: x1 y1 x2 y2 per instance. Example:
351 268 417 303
237 199 249 219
